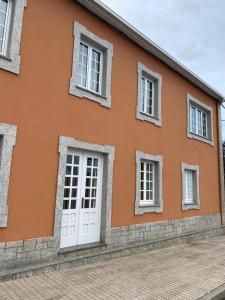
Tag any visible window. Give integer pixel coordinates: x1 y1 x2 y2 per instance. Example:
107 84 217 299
135 151 163 215
0 123 17 228
0 0 26 74
0 0 12 56
190 106 207 138
184 169 194 204
141 77 154 117
140 161 155 205
187 94 213 145
70 22 113 108
137 62 162 127
181 163 200 211
78 42 103 94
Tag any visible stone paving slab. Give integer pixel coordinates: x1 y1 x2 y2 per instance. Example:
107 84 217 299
1 236 225 299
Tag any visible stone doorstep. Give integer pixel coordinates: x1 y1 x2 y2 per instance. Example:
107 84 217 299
1 225 225 282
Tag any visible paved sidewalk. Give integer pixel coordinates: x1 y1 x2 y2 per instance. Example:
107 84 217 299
1 236 225 299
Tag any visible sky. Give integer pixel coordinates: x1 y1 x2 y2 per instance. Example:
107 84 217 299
100 0 225 139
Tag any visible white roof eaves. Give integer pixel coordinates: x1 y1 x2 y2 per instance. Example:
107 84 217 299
76 0 225 103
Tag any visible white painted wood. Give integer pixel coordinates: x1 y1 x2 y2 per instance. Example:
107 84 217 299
60 151 103 248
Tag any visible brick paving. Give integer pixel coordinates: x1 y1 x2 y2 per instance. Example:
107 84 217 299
1 236 225 299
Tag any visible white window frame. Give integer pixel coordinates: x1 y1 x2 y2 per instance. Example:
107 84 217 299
0 0 27 74
181 163 200 211
77 41 103 95
140 76 155 117
184 169 194 204
0 0 12 56
137 62 162 127
70 22 113 108
190 106 208 138
135 151 163 215
140 161 155 206
187 93 214 146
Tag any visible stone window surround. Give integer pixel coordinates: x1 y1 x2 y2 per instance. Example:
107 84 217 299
181 163 200 211
0 0 27 74
54 136 115 251
69 21 113 108
135 151 163 215
187 93 214 146
136 62 162 127
0 123 17 228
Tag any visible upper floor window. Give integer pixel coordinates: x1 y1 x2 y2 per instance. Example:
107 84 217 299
141 77 154 117
78 42 103 95
0 0 26 74
137 62 162 127
187 94 213 146
135 151 163 215
70 22 113 108
0 0 12 56
190 106 207 138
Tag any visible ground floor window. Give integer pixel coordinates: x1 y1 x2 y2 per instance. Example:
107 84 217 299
181 163 200 210
135 151 163 215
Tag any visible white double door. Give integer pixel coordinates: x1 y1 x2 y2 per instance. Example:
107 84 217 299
60 150 103 248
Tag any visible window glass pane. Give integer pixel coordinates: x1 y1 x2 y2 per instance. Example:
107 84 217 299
93 158 98 167
78 43 88 88
73 156 79 165
70 200 76 209
87 157 92 166
0 25 4 39
64 188 70 198
71 189 77 198
197 110 202 136
0 38 2 53
93 168 98 177
65 177 71 187
84 199 89 208
184 170 193 203
72 177 78 187
90 49 101 93
66 166 72 175
73 167 78 175
63 200 69 210
0 11 6 26
202 112 207 138
141 78 145 112
0 1 8 13
191 106 196 134
92 178 97 187
66 155 72 164
91 199 96 208
146 80 153 115
86 168 91 176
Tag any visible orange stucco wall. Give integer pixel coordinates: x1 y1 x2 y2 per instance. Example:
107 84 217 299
0 0 221 242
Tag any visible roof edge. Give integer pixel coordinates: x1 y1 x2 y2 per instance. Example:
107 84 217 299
76 0 224 103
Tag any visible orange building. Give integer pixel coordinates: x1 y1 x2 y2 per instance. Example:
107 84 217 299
0 0 224 279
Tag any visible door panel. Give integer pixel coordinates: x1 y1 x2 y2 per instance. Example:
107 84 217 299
60 151 103 248
60 152 82 248
78 154 102 245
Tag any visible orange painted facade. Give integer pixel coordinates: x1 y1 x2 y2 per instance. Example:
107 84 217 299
0 0 222 243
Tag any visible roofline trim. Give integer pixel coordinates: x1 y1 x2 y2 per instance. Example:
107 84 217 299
76 0 224 103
